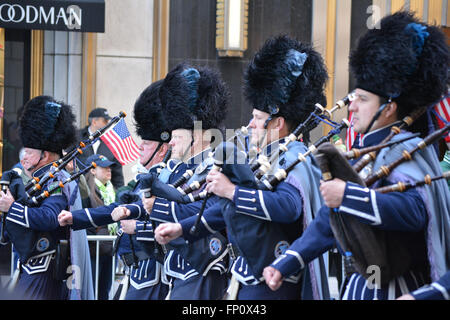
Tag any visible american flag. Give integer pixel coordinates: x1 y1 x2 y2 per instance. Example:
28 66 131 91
433 93 450 143
100 118 140 165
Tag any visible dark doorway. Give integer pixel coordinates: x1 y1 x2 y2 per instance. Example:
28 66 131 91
0 28 31 278
2 29 31 171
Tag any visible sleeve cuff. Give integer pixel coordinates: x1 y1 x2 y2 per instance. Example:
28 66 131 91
411 284 448 300
5 202 29 228
271 250 305 278
338 182 381 225
123 202 143 220
72 202 123 230
179 215 207 243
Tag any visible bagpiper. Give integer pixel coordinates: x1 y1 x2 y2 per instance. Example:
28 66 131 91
58 80 172 300
263 11 450 300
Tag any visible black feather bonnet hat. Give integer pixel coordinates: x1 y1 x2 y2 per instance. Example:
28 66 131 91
133 80 171 143
19 95 77 154
159 63 230 131
244 35 328 127
350 11 449 119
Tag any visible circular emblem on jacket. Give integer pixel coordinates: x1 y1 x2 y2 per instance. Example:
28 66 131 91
36 237 50 252
209 237 222 256
274 240 290 258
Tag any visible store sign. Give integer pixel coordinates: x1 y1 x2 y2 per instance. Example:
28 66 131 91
0 0 105 32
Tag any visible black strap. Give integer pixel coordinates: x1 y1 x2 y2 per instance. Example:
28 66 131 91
142 142 164 168
181 132 195 161
364 99 391 134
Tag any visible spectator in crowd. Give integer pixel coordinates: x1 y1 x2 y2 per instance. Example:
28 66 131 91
12 148 32 182
84 154 118 300
78 108 125 190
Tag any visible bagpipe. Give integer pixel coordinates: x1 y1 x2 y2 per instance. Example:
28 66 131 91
136 123 251 206
24 147 84 198
189 142 237 236
155 147 173 176
1 163 97 263
170 124 250 193
251 94 355 180
185 142 256 272
214 94 448 285
139 141 236 230
260 118 351 190
159 94 354 202
351 106 427 173
24 111 126 199
137 95 350 209
142 147 173 226
138 95 356 238
28 161 97 206
311 108 450 286
185 95 354 281
122 95 354 284
363 121 450 187
0 161 107 263
138 142 239 272
375 171 450 194
342 133 420 160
